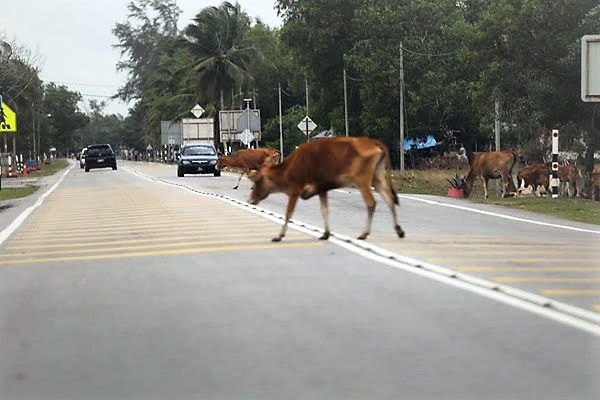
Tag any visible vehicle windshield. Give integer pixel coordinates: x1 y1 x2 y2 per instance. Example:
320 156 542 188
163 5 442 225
183 146 215 156
87 145 113 156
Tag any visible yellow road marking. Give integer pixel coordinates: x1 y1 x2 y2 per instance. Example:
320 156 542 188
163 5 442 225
14 219 274 239
0 241 322 266
540 290 600 296
457 267 600 272
6 231 306 250
384 242 598 249
1 237 308 258
12 224 282 242
428 257 599 264
593 305 600 312
401 249 599 255
492 277 600 283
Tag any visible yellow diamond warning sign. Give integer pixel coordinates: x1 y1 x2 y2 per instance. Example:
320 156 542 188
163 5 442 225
0 95 17 132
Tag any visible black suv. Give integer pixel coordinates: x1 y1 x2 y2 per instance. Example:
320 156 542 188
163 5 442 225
85 144 117 172
177 143 221 177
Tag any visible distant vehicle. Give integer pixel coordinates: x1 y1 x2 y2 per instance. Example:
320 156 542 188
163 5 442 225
84 144 117 172
79 147 87 169
177 143 220 177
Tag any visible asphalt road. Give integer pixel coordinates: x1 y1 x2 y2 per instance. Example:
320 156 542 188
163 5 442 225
0 160 599 400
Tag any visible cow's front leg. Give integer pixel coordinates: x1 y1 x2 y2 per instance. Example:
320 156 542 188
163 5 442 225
481 176 489 198
273 193 299 242
233 172 244 190
357 183 376 240
318 192 331 240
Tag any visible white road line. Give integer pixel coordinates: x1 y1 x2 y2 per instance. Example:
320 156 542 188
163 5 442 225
399 194 600 235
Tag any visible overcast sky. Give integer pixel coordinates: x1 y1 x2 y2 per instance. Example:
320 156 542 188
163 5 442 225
1 0 282 116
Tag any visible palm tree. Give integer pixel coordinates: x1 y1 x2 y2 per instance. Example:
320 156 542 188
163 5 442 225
182 1 261 150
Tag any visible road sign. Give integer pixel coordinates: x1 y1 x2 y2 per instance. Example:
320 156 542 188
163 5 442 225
0 95 17 132
581 35 600 102
191 104 205 118
240 128 255 146
236 109 261 132
297 115 316 136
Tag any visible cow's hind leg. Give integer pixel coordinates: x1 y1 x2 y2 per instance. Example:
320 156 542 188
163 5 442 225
372 165 405 239
356 182 377 240
273 193 299 242
318 192 331 240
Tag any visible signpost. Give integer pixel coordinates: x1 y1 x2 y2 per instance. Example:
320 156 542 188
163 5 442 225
297 115 316 142
0 95 17 132
191 104 205 118
581 35 600 102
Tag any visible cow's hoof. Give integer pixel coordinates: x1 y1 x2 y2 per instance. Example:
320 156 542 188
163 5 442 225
271 236 282 242
396 225 405 238
357 233 368 240
233 186 239 190
319 232 330 240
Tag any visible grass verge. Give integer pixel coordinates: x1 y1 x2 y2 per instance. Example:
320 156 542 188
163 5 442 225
0 186 39 201
392 168 600 226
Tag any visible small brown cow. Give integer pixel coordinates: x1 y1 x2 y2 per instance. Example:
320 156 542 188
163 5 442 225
216 148 280 189
247 137 405 242
461 150 518 198
557 160 581 197
591 163 600 201
517 163 549 197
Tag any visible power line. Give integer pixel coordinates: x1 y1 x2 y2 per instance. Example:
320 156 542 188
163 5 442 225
47 80 121 88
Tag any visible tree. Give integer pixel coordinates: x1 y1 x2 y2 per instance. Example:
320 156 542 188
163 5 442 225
181 1 261 150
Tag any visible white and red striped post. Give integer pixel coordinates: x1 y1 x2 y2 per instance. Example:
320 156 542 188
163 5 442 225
551 129 559 198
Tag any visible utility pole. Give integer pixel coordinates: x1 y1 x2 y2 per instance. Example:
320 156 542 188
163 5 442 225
344 69 349 136
278 83 283 158
494 98 501 151
399 42 405 173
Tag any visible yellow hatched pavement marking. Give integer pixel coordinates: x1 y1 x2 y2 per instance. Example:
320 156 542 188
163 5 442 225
402 249 598 255
12 224 283 242
386 242 598 249
593 305 600 312
0 241 322 266
540 290 600 296
1 237 312 258
6 232 306 251
428 257 599 264
492 277 600 283
457 267 600 272
13 219 274 239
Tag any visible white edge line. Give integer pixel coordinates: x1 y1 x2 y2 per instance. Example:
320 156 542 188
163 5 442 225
0 164 73 246
125 167 600 337
399 194 600 235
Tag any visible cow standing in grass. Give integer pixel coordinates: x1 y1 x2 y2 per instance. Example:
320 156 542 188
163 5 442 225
461 150 518 198
247 136 405 242
558 160 582 198
517 163 550 197
216 148 281 189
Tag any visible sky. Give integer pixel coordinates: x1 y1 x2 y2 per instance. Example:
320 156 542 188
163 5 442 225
1 0 282 117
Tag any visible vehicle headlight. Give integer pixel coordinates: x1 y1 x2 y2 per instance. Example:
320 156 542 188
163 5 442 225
209 160 217 165
182 160 191 165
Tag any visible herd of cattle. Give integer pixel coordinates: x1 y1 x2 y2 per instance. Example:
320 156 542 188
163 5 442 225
214 138 600 242
460 149 599 199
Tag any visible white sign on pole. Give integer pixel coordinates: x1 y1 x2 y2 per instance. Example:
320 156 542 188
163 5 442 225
240 128 255 146
191 104 205 118
297 116 317 136
581 35 600 102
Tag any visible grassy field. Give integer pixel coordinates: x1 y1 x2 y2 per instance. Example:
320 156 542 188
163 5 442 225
392 168 600 226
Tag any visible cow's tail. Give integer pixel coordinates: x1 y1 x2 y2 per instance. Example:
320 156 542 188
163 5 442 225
377 140 399 205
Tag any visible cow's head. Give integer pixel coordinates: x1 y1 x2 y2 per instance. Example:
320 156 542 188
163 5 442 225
216 155 226 171
461 177 473 198
247 169 273 204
